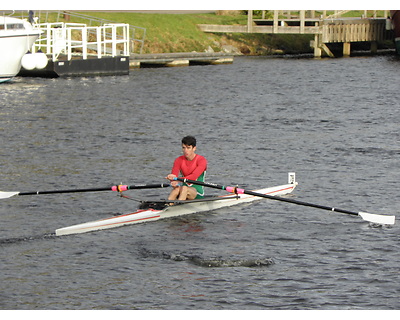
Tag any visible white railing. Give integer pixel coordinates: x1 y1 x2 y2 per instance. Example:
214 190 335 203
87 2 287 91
32 22 130 61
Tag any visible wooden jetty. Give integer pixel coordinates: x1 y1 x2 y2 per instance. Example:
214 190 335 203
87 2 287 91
198 10 394 57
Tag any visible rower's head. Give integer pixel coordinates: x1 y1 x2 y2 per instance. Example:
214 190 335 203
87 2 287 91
181 136 197 160
182 135 196 147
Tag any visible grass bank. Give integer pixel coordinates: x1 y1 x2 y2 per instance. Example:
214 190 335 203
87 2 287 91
70 11 314 55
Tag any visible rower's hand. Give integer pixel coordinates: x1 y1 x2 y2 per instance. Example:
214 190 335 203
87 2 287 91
170 181 180 188
166 174 179 187
166 174 176 181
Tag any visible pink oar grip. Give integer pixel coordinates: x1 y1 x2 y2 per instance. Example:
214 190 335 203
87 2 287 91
112 185 128 192
225 186 245 194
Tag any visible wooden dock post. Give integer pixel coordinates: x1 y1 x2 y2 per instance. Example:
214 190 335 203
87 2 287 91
313 34 322 57
273 10 278 33
300 10 305 34
343 42 351 56
247 10 253 33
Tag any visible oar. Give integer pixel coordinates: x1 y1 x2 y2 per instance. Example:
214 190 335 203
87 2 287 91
0 183 170 200
174 178 395 225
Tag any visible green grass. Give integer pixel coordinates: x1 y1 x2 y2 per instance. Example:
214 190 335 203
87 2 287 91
64 11 313 54
73 12 249 53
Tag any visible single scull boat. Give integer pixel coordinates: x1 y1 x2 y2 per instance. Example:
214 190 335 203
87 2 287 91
55 173 298 236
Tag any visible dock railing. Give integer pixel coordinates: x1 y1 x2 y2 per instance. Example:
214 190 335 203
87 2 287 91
33 22 130 61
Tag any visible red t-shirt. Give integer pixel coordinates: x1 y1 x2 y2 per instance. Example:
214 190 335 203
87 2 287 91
171 154 207 181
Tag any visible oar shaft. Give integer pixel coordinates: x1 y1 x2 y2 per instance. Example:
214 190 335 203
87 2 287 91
17 183 169 196
242 189 358 217
130 183 170 189
19 187 112 196
176 178 356 215
176 178 358 215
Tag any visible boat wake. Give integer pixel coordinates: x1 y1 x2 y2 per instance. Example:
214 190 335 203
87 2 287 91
189 256 275 268
139 248 274 268
0 233 56 245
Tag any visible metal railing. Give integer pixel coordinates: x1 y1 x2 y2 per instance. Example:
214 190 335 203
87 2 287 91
6 10 146 54
33 22 131 61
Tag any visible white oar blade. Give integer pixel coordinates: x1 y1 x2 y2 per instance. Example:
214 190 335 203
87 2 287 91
0 191 19 199
359 211 396 225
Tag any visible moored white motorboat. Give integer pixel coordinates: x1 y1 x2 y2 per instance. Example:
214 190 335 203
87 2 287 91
55 174 298 236
0 15 42 83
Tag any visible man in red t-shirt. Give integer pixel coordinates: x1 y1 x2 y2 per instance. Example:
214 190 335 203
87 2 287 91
166 136 207 201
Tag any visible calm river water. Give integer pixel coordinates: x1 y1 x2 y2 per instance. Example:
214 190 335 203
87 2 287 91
1 55 400 310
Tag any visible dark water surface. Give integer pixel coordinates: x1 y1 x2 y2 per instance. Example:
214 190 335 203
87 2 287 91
1 55 400 310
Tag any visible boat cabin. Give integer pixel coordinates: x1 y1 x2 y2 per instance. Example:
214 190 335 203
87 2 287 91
0 23 25 30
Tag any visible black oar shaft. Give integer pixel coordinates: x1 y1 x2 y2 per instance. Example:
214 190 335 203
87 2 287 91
18 183 169 196
127 184 169 190
19 187 111 196
175 178 359 216
243 189 358 216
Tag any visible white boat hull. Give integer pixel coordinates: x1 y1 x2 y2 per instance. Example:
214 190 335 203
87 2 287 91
55 181 297 236
0 17 42 82
0 34 39 81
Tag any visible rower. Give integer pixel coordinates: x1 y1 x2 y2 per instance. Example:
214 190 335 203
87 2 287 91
166 136 207 202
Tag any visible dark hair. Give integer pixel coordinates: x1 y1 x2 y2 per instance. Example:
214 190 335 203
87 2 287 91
182 136 196 147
